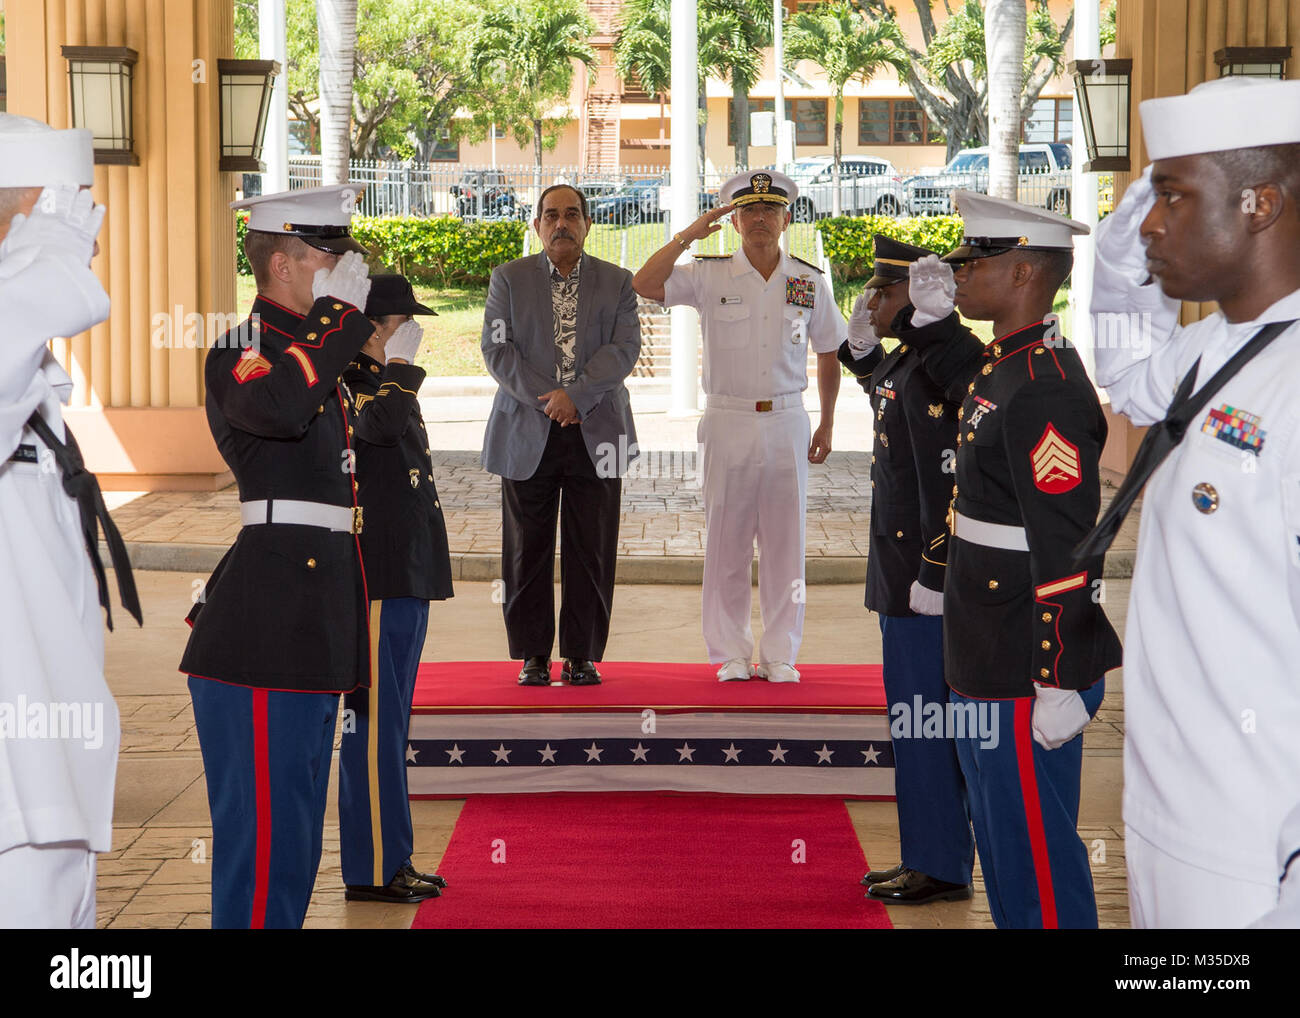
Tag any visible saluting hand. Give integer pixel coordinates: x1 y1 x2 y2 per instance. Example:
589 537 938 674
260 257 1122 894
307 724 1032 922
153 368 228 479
908 255 956 327
846 289 880 356
384 320 423 365
679 202 737 245
2 184 105 269
312 250 372 310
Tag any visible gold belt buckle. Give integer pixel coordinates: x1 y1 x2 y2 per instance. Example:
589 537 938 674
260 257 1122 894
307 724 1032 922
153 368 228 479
352 506 364 534
755 400 773 412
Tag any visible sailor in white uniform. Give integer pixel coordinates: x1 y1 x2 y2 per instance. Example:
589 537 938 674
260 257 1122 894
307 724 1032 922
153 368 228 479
633 171 845 682
0 114 120 928
1086 76 1300 927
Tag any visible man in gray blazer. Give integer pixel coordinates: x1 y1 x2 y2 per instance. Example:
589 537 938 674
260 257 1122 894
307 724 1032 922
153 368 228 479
481 184 641 686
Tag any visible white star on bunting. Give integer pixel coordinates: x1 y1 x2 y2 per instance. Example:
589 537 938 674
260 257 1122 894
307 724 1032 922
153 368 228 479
492 744 512 763
861 744 880 764
769 743 788 763
630 743 650 762
722 743 742 763
584 742 603 762
538 743 557 763
815 744 834 764
445 744 465 764
406 744 419 763
677 743 696 762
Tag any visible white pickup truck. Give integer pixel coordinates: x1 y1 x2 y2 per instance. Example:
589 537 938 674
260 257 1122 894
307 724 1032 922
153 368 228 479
905 143 1073 217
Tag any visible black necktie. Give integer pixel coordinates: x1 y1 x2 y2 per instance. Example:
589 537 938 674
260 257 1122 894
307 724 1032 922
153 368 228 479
1075 319 1295 562
25 411 143 631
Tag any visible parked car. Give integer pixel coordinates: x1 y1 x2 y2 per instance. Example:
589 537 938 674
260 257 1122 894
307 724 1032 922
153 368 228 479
905 143 1073 217
587 177 717 226
450 169 527 220
784 155 908 221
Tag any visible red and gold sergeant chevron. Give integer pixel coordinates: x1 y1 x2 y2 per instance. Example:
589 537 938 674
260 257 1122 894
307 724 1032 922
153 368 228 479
231 349 271 384
1030 423 1081 494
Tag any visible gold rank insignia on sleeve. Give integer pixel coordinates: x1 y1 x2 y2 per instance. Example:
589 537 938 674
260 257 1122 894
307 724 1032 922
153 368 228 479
928 404 944 418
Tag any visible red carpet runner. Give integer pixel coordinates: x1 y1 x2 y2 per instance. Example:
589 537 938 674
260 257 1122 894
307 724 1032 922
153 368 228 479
410 792 893 929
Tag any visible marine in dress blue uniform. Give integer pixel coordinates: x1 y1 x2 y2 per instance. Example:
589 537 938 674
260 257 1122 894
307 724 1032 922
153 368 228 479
896 193 1122 928
179 186 376 928
838 236 974 905
337 275 454 902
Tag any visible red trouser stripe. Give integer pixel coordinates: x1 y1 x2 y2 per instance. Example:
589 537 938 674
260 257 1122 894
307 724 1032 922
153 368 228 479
251 689 272 929
1014 698 1058 929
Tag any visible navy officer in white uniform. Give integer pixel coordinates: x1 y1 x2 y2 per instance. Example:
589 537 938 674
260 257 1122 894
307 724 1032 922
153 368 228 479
634 171 845 683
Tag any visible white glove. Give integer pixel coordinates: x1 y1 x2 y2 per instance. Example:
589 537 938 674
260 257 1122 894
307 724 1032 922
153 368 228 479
384 319 423 364
1 184 105 267
311 249 372 309
908 580 943 616
846 289 880 356
1094 165 1156 289
1030 684 1092 751
908 255 956 327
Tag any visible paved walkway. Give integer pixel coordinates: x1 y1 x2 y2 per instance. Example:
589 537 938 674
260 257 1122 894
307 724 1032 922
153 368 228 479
106 384 1141 581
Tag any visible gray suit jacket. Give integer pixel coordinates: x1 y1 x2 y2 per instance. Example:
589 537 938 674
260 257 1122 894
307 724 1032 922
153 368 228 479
480 251 642 480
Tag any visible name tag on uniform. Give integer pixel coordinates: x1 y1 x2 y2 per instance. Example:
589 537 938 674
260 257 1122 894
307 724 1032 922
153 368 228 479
8 444 38 464
719 295 742 305
785 276 815 309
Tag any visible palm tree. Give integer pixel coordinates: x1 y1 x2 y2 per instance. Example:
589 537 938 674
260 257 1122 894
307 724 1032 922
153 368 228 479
785 2 907 214
985 0 1026 200
709 0 773 169
316 0 358 186
469 0 597 193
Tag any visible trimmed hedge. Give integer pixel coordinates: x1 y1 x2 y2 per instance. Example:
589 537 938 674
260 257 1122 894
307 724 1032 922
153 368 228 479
815 215 965 281
236 212 526 285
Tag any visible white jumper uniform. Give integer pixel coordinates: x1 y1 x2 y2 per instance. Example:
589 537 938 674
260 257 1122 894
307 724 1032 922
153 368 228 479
664 247 846 666
1094 286 1300 927
0 241 118 929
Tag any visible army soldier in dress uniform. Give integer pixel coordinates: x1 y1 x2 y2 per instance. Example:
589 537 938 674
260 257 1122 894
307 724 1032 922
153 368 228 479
338 274 452 903
838 235 974 905
896 192 1122 928
633 170 845 683
180 185 376 929
1086 77 1300 928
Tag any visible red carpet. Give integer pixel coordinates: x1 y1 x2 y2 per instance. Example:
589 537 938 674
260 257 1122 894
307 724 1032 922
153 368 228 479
413 660 886 713
410 792 893 929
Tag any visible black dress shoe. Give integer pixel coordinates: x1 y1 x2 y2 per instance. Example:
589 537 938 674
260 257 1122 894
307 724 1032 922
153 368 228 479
345 866 442 903
517 656 552 686
401 861 447 889
563 659 601 685
861 863 906 887
866 868 973 905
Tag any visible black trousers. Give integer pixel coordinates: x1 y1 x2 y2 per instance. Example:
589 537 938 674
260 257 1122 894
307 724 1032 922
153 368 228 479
501 420 621 661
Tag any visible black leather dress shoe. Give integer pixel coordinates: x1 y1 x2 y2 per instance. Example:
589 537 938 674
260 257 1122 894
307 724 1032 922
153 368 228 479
861 863 906 886
517 656 552 686
345 866 442 903
866 868 973 905
563 659 601 685
401 861 447 889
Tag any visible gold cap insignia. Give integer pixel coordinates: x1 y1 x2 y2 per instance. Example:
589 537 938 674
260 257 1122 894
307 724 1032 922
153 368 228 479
751 173 772 193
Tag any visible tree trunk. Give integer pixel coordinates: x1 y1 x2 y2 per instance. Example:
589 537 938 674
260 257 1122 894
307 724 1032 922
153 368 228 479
985 0 1026 201
316 0 358 185
533 118 544 198
831 92 843 216
698 89 707 178
733 83 749 170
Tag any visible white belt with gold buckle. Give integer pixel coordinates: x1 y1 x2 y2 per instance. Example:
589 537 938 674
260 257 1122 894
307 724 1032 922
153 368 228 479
705 394 803 413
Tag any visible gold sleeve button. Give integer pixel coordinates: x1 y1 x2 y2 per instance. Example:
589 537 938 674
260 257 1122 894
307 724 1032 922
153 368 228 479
306 332 317 341
1041 640 1051 650
333 303 343 310
896 530 904 538
1040 668 1050 678
306 558 317 569
987 579 999 590
1041 612 1052 622
320 316 331 324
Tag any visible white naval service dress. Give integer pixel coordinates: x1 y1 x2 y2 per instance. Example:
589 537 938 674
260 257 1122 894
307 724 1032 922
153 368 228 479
0 241 118 929
1095 286 1300 928
664 247 846 666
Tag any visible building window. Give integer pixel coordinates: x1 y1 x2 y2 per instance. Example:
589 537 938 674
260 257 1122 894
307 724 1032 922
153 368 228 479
1023 97 1073 143
793 98 827 146
430 127 459 162
727 97 775 144
858 98 944 145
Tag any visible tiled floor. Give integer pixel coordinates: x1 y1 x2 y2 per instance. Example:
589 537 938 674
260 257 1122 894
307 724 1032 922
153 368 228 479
101 572 1132 929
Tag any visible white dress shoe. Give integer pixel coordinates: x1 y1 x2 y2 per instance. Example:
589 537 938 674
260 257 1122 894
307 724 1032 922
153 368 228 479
756 662 800 683
716 659 753 682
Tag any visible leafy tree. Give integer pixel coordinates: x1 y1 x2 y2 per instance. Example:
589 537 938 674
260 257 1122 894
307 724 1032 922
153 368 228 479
468 0 597 189
854 0 1072 160
234 0 481 161
785 2 907 214
1101 1 1117 48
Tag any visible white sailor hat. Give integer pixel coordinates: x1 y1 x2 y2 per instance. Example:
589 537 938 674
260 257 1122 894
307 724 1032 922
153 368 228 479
230 183 368 255
0 113 94 188
943 190 1089 263
720 169 798 208
1141 77 1300 161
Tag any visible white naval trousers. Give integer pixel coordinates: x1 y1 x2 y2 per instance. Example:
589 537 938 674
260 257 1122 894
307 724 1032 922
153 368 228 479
699 402 810 666
0 841 97 929
1125 825 1278 929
